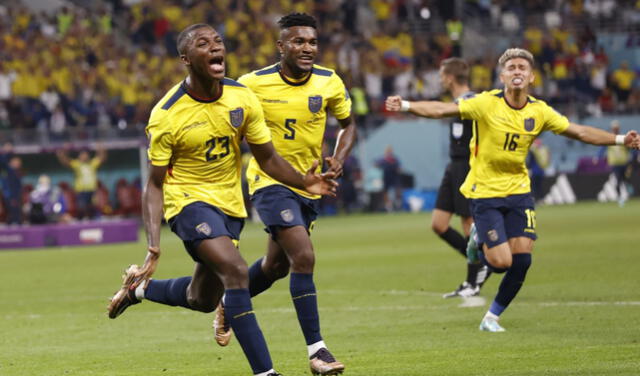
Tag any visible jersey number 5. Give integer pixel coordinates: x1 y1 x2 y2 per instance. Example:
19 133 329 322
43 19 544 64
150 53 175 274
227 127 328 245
503 133 520 151
284 118 296 140
205 136 230 161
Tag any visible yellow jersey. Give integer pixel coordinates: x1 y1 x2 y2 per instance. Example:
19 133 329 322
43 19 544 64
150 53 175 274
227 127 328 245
239 63 352 199
70 158 101 192
146 79 272 220
458 89 570 198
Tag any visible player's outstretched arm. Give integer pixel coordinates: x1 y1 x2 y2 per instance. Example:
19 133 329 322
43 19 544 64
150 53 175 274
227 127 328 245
137 164 166 281
325 116 357 178
385 95 460 119
562 123 640 149
249 141 338 196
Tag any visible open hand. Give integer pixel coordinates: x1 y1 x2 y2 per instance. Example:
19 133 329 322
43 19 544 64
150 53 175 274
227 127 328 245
303 160 338 196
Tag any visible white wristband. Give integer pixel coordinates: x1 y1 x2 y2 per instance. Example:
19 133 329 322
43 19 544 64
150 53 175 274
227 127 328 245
615 134 625 145
400 100 411 112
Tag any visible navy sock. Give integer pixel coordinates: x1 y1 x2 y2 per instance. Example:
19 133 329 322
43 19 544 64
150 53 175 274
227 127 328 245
479 251 508 274
145 277 192 309
290 273 322 345
438 227 467 257
248 257 275 297
490 253 532 316
224 288 272 374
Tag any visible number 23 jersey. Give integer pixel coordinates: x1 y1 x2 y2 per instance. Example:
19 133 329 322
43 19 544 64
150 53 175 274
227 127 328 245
457 89 569 199
238 63 352 199
146 79 271 220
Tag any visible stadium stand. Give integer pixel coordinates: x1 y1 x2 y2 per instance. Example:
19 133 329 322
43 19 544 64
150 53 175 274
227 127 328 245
0 0 638 222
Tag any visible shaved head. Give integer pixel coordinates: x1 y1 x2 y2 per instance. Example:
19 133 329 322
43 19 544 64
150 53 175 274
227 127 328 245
176 24 213 55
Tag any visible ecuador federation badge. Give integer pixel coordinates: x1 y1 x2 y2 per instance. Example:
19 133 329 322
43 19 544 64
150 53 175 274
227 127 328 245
308 95 323 113
524 118 535 132
230 108 244 128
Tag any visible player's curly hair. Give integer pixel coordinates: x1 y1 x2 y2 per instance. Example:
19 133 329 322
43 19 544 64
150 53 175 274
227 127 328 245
498 48 535 68
277 13 317 29
176 23 212 55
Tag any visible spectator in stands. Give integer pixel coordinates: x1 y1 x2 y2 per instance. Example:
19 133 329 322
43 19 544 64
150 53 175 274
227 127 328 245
0 143 23 224
611 61 636 112
376 145 402 212
56 145 106 219
28 174 66 224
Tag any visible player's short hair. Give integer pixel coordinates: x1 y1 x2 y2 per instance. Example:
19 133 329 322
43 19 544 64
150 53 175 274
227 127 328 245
498 48 535 69
176 23 212 55
277 12 317 30
440 57 469 85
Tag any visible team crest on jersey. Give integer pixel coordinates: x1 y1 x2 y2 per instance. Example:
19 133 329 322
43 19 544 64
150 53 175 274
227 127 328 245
196 222 212 236
308 95 323 113
487 229 499 242
524 118 535 132
230 108 244 128
280 209 294 223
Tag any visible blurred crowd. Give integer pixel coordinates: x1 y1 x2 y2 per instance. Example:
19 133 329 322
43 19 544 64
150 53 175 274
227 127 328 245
1 0 639 139
1 0 639 221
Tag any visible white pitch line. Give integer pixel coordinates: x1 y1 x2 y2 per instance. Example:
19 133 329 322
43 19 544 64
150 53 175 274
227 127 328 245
3 300 639 321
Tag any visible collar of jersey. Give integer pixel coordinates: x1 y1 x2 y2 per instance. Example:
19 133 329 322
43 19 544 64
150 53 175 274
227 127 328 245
277 64 313 86
181 80 222 103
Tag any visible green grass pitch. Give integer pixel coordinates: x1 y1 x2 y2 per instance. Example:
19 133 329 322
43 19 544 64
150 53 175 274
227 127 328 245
1 200 639 375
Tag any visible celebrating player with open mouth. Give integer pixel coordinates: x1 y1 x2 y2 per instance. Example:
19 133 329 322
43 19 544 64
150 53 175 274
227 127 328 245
386 48 640 332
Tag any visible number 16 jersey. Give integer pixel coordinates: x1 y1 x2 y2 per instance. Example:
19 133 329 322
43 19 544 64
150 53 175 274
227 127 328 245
238 63 352 199
457 89 569 199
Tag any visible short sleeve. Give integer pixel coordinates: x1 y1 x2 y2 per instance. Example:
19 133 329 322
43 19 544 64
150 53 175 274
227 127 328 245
542 104 570 134
457 92 487 121
243 90 272 145
326 75 352 120
146 108 174 166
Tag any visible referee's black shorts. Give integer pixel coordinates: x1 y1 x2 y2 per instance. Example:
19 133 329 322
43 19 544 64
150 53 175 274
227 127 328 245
435 159 471 217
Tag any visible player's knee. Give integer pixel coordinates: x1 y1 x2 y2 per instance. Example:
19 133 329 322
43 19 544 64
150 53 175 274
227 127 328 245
187 295 216 313
290 250 315 273
264 260 289 281
431 221 447 235
484 253 512 270
221 262 249 287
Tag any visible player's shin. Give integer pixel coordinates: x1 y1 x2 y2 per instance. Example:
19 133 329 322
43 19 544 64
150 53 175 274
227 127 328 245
489 253 532 316
290 273 322 346
144 277 193 308
224 288 274 374
248 257 276 297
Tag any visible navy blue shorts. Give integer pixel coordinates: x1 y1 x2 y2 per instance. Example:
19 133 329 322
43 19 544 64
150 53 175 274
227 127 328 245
168 201 244 263
251 185 319 239
470 193 537 249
